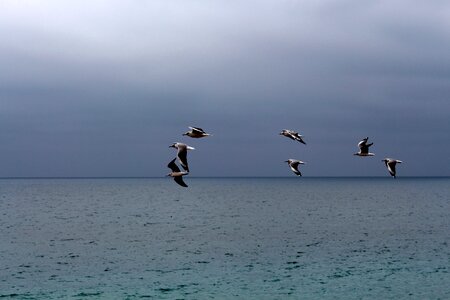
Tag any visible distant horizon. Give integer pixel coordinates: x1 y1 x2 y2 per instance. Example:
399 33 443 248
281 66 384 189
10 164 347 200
1 176 448 179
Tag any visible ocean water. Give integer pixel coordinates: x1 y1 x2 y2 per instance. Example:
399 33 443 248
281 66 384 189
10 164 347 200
0 177 449 299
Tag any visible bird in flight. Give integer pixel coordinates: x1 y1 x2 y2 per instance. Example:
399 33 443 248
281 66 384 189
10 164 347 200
183 126 212 138
167 158 188 187
169 142 195 172
382 158 402 178
279 129 306 145
285 159 306 176
354 137 374 156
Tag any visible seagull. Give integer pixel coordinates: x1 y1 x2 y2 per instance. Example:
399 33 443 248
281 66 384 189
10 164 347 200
280 129 306 145
183 126 211 138
285 159 306 176
167 158 188 187
169 142 195 172
382 158 402 178
354 137 374 156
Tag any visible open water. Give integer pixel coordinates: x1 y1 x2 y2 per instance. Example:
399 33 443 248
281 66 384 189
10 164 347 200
0 178 449 299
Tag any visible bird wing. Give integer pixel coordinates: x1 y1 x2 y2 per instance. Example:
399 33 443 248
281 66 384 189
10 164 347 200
167 158 181 172
289 161 302 176
286 134 296 141
177 147 189 172
281 131 293 140
189 126 205 133
387 161 396 177
359 144 369 154
361 142 373 154
358 140 366 149
296 136 306 145
174 176 188 187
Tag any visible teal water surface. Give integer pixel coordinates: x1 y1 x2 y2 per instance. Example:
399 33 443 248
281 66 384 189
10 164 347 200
0 178 449 299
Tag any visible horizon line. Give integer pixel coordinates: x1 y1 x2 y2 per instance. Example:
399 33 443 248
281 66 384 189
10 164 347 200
0 176 448 179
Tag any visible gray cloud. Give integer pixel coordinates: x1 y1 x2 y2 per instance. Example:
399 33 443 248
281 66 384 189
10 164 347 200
1 0 449 177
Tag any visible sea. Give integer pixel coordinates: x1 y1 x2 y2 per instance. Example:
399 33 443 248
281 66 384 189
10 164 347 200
0 177 449 299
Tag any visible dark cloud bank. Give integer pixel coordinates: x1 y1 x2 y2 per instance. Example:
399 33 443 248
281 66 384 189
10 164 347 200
1 1 449 177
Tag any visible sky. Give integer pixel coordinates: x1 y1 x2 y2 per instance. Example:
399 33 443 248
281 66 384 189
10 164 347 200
1 0 449 177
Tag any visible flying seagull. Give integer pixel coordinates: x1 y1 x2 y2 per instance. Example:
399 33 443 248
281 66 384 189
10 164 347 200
280 129 306 145
354 137 374 156
183 126 211 138
167 158 188 187
285 159 306 176
169 142 195 172
382 158 402 178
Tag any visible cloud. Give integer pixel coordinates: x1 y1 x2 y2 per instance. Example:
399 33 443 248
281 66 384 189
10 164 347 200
0 0 449 176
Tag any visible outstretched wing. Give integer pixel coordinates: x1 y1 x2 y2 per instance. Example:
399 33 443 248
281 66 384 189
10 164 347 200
282 131 295 140
174 176 188 187
387 161 396 177
177 147 189 172
167 158 181 172
296 135 306 145
358 140 366 149
359 141 371 153
358 137 371 147
289 161 302 176
189 126 206 134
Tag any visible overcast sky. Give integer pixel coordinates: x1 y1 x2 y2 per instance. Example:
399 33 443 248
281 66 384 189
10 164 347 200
1 0 449 177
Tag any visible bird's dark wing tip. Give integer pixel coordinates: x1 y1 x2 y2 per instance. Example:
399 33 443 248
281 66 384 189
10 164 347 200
174 177 188 187
191 126 205 133
167 158 180 172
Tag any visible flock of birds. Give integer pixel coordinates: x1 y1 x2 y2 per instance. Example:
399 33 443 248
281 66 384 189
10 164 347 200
167 127 402 187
